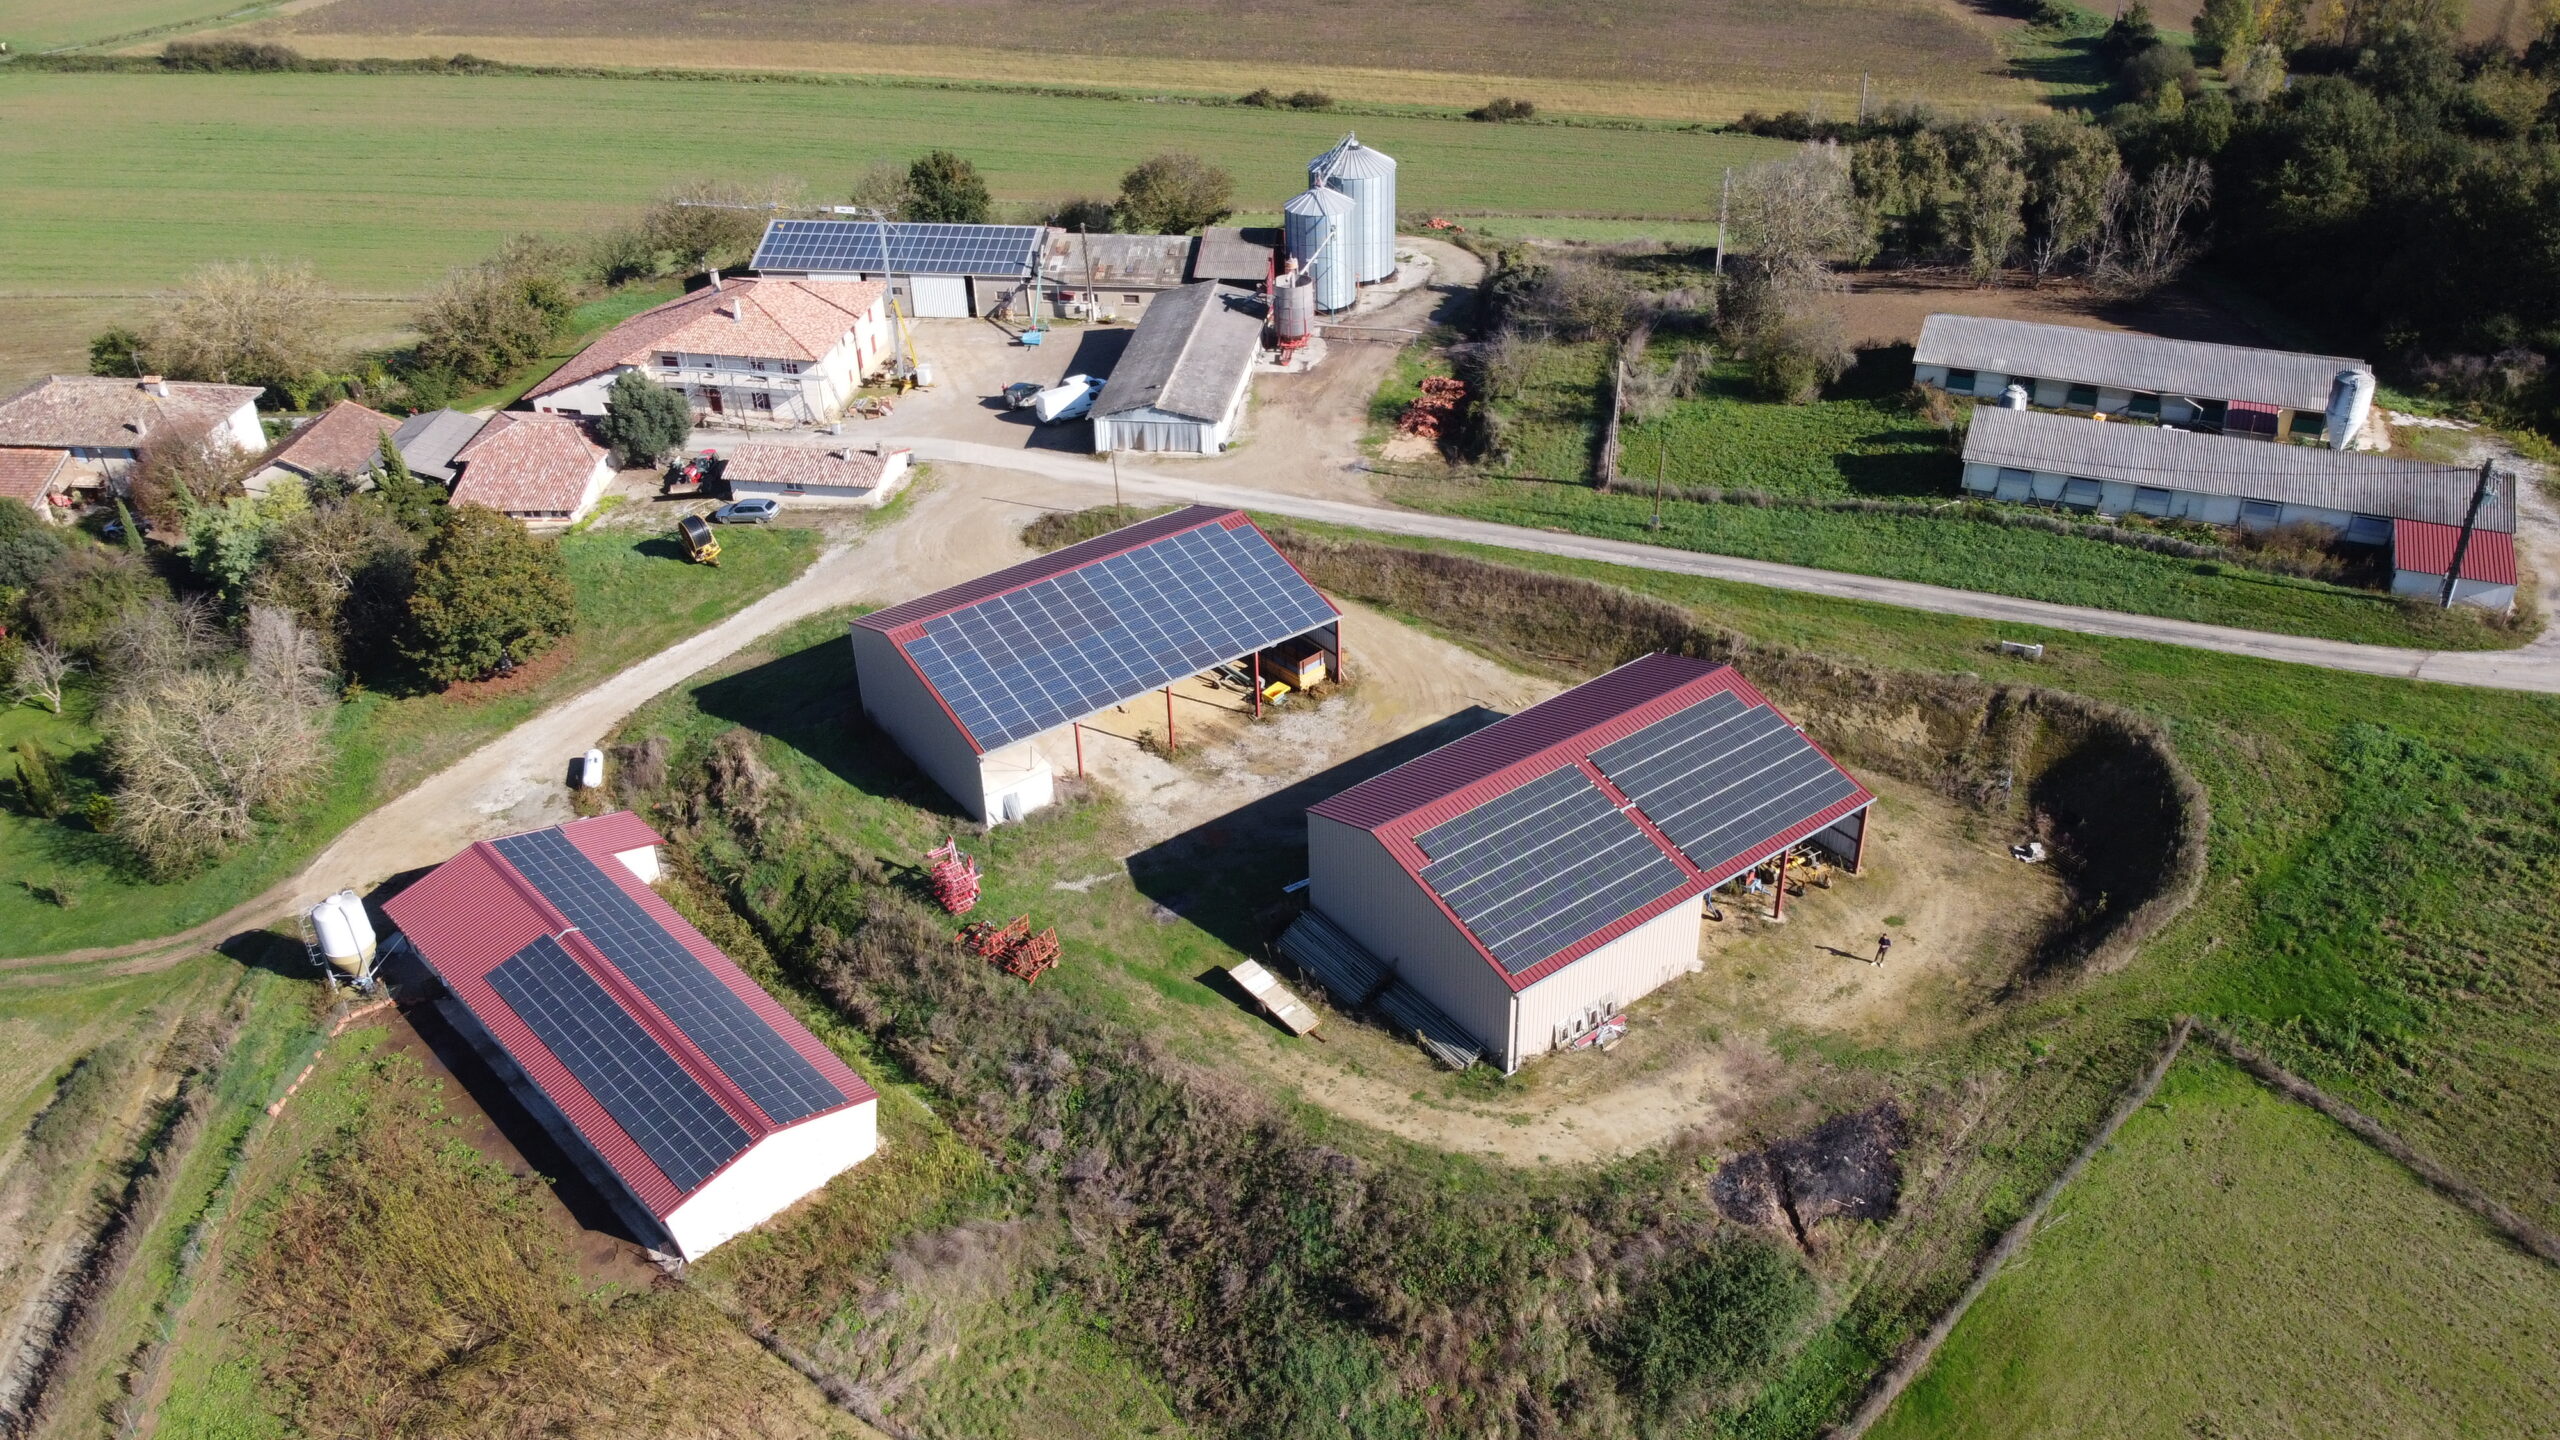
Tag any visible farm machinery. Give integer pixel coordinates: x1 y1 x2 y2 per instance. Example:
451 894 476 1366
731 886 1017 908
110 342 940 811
957 915 1060 985
925 838 981 915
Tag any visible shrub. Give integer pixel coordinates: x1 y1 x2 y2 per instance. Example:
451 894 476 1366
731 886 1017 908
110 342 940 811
1609 1237 1815 1410
1237 87 1283 107
410 235 579 387
640 176 801 272
20 547 159 658
0 502 69 589
1744 304 1855 403
13 740 70 820
1285 89 1335 110
1468 96 1538 122
88 327 147 379
159 38 304 71
403 505 574 686
596 370 693 468
906 150 992 225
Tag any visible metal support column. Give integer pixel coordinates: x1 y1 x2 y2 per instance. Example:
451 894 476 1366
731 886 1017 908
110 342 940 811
1253 651 1262 719
1850 811 1868 874
1771 851 1788 919
1074 723 1084 778
1165 687 1177 752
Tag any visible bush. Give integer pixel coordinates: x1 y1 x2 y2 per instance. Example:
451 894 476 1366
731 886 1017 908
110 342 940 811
159 38 304 71
88 327 147 379
596 370 693 468
905 150 991 225
13 741 70 820
20 548 159 657
0 502 69 589
410 235 579 387
403 505 574 686
1237 87 1283 107
1468 96 1538 122
1609 1238 1815 1410
1285 89 1335 110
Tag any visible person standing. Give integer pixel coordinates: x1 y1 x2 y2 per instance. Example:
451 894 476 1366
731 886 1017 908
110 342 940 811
1875 933 1893 966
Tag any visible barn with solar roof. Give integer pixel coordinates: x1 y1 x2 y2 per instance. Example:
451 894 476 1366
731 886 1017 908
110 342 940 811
851 506 1343 824
382 812 878 1260
1292 654 1874 1073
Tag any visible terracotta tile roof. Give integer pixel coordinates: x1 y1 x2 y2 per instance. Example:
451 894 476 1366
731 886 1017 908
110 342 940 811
0 448 69 505
0 375 263 450
254 399 399 478
448 412 609 514
527 278 886 401
717 442 908 490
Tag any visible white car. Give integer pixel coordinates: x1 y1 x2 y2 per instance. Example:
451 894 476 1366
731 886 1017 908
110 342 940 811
1032 373 1106 424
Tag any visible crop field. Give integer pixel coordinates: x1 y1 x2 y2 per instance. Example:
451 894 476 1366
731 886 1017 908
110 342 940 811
0 0 261 49
260 0 2047 120
1871 1054 2560 1439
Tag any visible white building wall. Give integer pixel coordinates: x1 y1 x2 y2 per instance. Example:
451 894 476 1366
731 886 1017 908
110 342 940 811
725 451 913 507
1307 813 1517 1063
1963 460 2359 531
1512 897 1703 1068
2391 569 2516 611
851 624 1012 824
663 1099 878 1260
219 402 265 455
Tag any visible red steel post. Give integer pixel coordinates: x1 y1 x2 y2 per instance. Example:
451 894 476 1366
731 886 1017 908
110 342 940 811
1166 687 1177 752
1074 722 1084 778
1253 651 1263 718
1771 851 1788 919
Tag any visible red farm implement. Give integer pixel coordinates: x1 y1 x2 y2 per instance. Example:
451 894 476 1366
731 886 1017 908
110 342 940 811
925 838 981 915
956 914 1061 985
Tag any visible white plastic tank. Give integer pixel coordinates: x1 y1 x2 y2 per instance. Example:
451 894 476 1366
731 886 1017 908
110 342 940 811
577 748 605 790
2002 383 2030 410
1311 135 1399 285
311 897 365 976
1282 185 1357 314
2326 368 2376 451
1272 262 1316 344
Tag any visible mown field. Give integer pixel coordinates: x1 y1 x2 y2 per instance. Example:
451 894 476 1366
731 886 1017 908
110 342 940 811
1872 1054 2560 1439
0 0 260 49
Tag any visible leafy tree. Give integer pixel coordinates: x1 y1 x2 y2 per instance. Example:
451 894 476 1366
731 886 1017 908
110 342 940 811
2194 0 2259 64
1729 141 1871 289
2023 116 2122 275
905 151 991 224
641 176 802 271
250 492 419 674
0 502 69 589
2098 2 2161 65
846 160 913 220
1040 196 1118 232
21 548 162 658
411 235 580 386
180 477 308 602
403 505 574 686
1944 118 2029 281
596 370 693 468
87 327 147 378
373 433 442 534
1113 153 1237 234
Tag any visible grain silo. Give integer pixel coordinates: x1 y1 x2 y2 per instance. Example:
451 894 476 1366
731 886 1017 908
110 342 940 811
1283 184 1357 313
1312 134 1399 285
1272 259 1317 349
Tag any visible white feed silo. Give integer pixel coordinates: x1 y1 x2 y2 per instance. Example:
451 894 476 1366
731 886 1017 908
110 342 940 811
2326 368 2376 451
1312 134 1398 285
1283 184 1357 314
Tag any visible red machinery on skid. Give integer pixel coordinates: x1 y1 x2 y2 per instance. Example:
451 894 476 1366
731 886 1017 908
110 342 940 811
925 838 981 915
956 914 1061 985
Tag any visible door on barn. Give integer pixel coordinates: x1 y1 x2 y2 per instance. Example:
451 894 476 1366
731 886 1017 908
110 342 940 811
910 275 969 317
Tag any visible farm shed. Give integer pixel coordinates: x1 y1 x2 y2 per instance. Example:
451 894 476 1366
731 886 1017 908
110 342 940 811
446 412 614 524
1089 283 1265 455
389 407 487 485
1191 226 1281 284
1915 314 2375 445
749 218 1046 319
2389 519 2519 611
1301 654 1873 1074
381 813 880 1260
717 441 912 506
527 275 892 427
850 505 1341 825
0 375 263 495
246 398 399 494
1961 407 2511 608
1041 232 1195 320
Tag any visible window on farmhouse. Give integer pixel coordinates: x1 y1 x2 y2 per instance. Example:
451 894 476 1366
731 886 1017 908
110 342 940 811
1124 294 1142 304
750 360 768 372
659 354 679 368
751 392 773 412
2066 383 2099 409
1946 368 1978 394
782 361 801 375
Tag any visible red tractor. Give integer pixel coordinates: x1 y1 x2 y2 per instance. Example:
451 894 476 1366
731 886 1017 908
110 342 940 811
665 450 719 496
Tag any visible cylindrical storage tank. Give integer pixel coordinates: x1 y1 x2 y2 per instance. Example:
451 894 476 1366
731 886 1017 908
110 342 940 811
1273 264 1316 344
1312 135 1398 285
1282 185 1356 314
2002 383 2029 410
311 901 362 975
330 890 377 961
2327 368 2375 451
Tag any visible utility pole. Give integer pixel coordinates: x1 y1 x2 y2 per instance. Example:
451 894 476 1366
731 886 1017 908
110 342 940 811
2441 458 2498 609
1111 450 1124 513
1859 73 1870 126
1713 167 1732 279
1650 430 1667 531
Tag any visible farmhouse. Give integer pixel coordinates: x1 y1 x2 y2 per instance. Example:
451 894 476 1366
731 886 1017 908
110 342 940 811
1041 232 1195 320
1291 654 1873 1074
0 448 71 519
1089 283 1265 455
246 398 399 494
1915 314 2375 445
850 506 1341 824
447 411 615 524
716 441 912 507
527 275 893 427
750 218 1046 319
1962 406 2514 609
0 375 264 496
382 813 879 1260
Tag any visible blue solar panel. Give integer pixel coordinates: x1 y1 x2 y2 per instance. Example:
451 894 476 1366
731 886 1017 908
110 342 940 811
1415 768 1693 974
489 934 749 1193
899 520 1337 750
751 219 1044 276
493 829 843 1125
1589 695 1862 875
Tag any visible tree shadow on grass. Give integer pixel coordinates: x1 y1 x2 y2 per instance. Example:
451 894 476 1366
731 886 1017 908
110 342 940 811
1124 705 1509 961
688 630 970 823
1835 445 1962 498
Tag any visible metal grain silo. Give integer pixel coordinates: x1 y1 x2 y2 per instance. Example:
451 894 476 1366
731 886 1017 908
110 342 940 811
1283 184 1357 313
1272 261 1316 347
1311 134 1399 284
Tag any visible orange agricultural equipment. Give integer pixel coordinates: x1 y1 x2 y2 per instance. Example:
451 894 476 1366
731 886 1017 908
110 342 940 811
955 914 1060 984
925 838 981 914
1396 375 1466 442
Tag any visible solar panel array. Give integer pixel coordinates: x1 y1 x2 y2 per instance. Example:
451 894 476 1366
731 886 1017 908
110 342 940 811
901 521 1337 750
489 935 750 1193
751 220 1044 277
1590 693 1862 875
1414 767 1692 974
493 829 844 1126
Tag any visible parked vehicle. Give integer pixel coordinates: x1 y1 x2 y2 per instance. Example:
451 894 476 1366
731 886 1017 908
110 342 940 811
666 449 717 494
712 498 780 524
677 513 721 564
1003 381 1044 410
1032 374 1106 425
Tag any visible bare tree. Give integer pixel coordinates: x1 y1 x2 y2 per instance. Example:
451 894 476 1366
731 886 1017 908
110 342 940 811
129 429 248 534
642 176 807 271
246 604 336 706
99 596 223 695
1728 142 1870 293
141 260 337 396
846 160 913 220
10 640 73 715
2094 159 2214 296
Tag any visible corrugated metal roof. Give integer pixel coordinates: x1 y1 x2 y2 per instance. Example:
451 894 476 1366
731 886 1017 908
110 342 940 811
2393 519 2518 584
390 408 487 484
1191 226 1279 282
1916 314 2367 412
382 813 874 1219
1042 232 1194 289
1092 282 1265 424
1312 654 1872 994
1964 407 2510 531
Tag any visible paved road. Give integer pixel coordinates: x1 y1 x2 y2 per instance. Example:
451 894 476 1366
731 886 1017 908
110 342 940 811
887 437 2560 695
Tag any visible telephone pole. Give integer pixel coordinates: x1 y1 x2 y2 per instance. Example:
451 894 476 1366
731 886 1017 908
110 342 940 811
1713 167 1732 279
2441 457 2499 609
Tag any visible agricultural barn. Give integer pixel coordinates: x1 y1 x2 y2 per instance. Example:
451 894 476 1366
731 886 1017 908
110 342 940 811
382 813 879 1260
1295 654 1873 1074
1041 232 1194 320
1963 406 2516 610
1915 314 2375 445
1190 225 1281 284
446 412 614 524
750 219 1045 319
246 398 398 495
0 375 264 497
527 275 893 427
717 441 912 507
850 505 1341 824
1090 283 1265 455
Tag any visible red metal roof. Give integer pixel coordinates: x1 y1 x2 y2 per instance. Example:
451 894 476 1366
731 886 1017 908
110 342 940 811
854 504 1248 633
1314 654 1873 992
2393 519 2517 586
382 812 875 1218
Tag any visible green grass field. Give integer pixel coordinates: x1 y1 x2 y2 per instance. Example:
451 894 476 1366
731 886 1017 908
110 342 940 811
1872 1054 2560 1440
0 0 262 49
0 522 819 955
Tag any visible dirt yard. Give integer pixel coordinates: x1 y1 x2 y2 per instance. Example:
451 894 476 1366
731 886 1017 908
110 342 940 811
1835 269 2280 353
